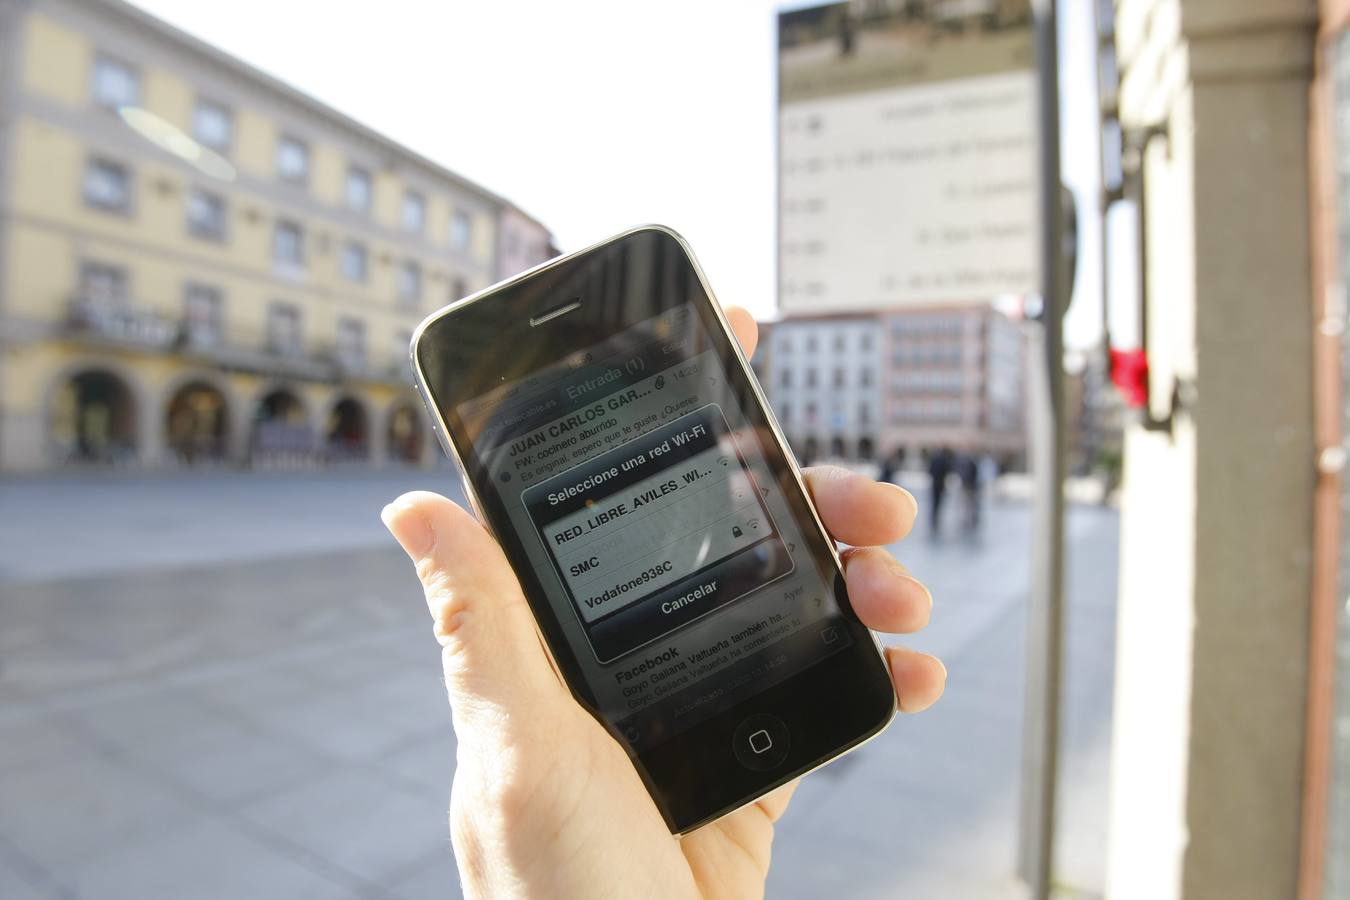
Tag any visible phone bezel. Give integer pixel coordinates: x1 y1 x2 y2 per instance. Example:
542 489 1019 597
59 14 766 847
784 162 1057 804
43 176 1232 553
410 225 897 833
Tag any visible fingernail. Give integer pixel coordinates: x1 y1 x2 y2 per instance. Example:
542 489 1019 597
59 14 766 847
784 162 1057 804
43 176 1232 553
884 482 919 515
381 501 434 560
898 572 934 611
935 656 948 681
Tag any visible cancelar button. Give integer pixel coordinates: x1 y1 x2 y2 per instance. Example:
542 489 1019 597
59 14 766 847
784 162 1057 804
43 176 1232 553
587 540 785 663
732 714 790 771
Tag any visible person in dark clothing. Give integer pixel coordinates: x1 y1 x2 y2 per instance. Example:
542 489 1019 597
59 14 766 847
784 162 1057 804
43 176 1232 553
957 452 981 531
878 451 896 486
927 446 954 534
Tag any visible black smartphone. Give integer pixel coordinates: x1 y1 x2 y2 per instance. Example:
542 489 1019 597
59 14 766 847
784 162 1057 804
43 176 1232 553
411 225 896 833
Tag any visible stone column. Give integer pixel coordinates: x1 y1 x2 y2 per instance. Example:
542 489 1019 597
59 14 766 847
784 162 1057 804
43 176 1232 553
1106 1 1318 898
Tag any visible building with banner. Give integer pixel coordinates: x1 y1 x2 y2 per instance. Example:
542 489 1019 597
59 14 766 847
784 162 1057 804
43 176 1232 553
882 303 1026 464
761 304 1026 466
0 0 555 471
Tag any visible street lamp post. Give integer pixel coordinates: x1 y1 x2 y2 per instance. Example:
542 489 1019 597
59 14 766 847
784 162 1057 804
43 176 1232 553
1016 0 1068 898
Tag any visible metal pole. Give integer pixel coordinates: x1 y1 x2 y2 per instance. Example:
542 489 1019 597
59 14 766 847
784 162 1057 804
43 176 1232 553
1017 0 1067 897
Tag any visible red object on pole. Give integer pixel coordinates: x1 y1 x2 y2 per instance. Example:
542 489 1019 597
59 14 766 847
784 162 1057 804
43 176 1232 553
1110 348 1149 408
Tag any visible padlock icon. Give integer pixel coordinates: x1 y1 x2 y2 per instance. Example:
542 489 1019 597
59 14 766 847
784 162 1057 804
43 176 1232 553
732 525 744 538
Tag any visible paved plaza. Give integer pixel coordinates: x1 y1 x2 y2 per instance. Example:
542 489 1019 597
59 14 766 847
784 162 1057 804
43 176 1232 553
0 471 1118 899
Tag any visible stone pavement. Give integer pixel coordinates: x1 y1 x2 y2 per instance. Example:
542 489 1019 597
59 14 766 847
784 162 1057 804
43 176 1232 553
0 472 1118 899
766 490 1117 900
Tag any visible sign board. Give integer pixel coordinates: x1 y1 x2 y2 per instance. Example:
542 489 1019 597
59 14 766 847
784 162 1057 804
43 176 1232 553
778 1 1038 314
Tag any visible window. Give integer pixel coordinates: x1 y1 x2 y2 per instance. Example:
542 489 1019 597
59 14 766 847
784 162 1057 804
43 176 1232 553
402 191 425 233
861 333 873 352
777 335 792 355
92 56 138 108
192 100 232 151
833 368 845 388
450 209 472 250
398 261 422 305
337 317 366 370
833 333 845 352
186 189 225 240
345 166 371 213
183 283 223 346
780 369 792 388
273 220 304 268
83 158 131 212
780 404 791 425
267 303 301 355
806 335 818 353
806 368 817 388
276 136 309 184
859 403 871 426
341 241 367 282
860 367 873 387
79 262 127 307
451 276 468 301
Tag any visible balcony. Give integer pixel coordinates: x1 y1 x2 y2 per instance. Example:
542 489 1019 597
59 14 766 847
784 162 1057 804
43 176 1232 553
61 297 408 388
227 342 334 381
65 297 179 349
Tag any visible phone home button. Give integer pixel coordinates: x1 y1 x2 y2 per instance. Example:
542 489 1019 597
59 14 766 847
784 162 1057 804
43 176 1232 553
732 714 790 771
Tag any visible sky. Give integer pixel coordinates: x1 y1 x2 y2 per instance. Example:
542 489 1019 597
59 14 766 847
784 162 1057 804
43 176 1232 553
130 0 1112 348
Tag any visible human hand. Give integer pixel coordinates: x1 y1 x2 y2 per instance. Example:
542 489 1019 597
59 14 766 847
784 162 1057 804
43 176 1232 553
381 306 946 900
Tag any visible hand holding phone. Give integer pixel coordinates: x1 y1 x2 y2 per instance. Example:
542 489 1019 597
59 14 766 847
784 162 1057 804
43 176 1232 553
382 423 942 898
386 227 945 895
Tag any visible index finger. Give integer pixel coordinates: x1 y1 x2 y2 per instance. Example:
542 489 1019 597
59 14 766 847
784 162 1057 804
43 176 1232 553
803 466 918 547
725 305 758 358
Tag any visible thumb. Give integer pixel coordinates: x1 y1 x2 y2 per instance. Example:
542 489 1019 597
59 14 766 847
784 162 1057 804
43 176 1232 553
381 490 567 736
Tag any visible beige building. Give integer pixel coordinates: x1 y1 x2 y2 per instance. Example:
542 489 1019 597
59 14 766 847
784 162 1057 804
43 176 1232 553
0 0 554 471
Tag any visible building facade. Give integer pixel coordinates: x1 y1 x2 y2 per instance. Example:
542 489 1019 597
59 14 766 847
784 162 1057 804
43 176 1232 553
881 304 1026 465
496 203 557 282
1064 342 1124 479
759 304 1027 465
761 314 883 463
0 0 554 471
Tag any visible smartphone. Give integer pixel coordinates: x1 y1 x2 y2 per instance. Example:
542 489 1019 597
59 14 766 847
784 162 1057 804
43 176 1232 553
411 225 896 833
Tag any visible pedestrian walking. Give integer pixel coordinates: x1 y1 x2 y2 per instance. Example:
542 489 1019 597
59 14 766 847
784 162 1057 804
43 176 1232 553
927 446 954 535
957 452 981 532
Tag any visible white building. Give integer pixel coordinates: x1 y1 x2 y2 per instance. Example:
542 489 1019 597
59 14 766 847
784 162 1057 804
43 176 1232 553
761 314 883 462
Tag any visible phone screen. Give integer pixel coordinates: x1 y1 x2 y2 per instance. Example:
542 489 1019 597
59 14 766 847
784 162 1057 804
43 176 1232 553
453 303 856 751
